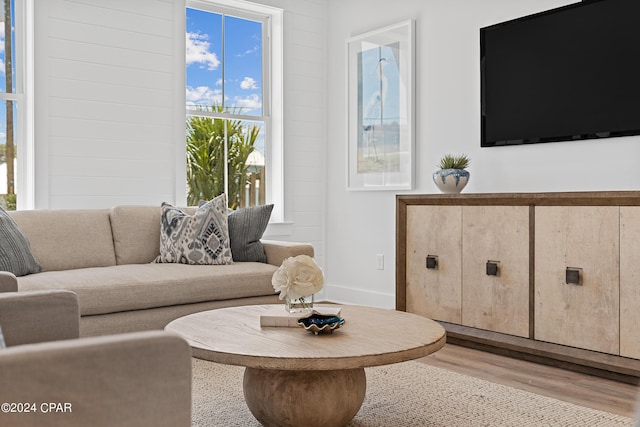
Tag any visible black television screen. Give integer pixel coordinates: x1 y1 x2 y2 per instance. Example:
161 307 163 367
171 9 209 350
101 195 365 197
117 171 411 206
480 0 640 147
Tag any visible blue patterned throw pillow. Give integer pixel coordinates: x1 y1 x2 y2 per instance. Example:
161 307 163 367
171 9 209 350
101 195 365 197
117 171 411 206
154 194 233 265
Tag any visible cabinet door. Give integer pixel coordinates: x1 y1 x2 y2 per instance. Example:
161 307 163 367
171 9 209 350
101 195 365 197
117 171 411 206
535 206 619 354
406 205 462 323
461 206 530 337
620 207 640 359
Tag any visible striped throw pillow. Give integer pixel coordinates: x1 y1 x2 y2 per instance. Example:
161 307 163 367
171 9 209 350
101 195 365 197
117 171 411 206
228 204 273 262
0 206 41 276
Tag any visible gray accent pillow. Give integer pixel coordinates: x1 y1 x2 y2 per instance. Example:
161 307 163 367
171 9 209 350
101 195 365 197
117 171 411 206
228 204 273 263
0 324 5 349
154 194 233 265
0 206 42 276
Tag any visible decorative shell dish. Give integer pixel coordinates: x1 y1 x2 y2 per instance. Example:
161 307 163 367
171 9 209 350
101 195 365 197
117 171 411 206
297 313 345 335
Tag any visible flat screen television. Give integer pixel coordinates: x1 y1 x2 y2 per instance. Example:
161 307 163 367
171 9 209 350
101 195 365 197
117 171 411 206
480 0 640 147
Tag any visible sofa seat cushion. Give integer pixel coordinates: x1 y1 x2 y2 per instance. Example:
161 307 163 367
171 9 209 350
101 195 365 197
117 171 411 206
17 263 278 316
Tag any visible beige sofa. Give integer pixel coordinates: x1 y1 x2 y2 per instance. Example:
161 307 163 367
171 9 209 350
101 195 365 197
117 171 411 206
0 206 313 336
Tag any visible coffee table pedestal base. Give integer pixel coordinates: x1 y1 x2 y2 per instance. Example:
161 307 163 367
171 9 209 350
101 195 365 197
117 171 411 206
243 367 366 427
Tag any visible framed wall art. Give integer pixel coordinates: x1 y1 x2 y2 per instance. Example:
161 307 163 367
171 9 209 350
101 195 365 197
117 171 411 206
346 20 415 191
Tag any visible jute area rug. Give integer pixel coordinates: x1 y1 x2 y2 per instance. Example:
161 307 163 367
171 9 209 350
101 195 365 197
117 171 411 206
191 358 634 427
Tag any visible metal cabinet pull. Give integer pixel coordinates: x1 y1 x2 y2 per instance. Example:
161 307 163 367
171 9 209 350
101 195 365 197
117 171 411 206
426 255 438 270
486 260 499 276
566 267 582 285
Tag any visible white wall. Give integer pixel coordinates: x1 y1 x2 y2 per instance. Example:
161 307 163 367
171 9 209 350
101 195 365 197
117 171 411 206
34 0 185 209
33 0 327 263
325 0 640 307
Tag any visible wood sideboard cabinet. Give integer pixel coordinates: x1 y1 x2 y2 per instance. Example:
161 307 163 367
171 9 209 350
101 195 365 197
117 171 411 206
397 192 640 382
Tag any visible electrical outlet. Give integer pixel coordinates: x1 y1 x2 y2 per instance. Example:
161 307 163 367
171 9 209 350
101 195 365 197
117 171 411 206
376 254 384 270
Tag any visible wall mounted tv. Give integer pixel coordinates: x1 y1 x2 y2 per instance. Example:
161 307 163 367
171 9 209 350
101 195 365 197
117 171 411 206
480 0 640 147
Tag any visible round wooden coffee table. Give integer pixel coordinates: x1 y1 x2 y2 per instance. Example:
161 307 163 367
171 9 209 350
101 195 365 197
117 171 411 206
165 304 445 427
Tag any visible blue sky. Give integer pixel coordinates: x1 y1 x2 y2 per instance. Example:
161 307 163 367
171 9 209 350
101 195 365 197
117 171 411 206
0 0 15 150
186 8 262 116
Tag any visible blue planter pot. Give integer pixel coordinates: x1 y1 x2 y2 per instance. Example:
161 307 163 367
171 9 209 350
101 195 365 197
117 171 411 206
432 169 470 193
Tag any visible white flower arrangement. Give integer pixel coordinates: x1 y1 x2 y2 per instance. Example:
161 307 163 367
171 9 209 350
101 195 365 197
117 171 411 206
271 255 324 301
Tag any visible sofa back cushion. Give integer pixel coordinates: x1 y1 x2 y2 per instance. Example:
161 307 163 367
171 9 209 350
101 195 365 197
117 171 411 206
109 205 164 265
9 209 116 271
109 206 198 265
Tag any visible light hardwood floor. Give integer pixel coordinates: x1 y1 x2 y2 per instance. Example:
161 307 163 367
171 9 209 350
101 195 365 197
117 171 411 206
417 343 639 418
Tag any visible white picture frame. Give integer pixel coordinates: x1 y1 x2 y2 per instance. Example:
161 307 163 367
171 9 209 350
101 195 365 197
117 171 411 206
346 20 415 191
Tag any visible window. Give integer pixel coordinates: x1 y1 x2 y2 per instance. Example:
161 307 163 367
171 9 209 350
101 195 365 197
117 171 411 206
186 0 282 219
0 0 29 210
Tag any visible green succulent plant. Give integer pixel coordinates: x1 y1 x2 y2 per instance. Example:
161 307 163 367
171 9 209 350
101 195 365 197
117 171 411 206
437 153 470 170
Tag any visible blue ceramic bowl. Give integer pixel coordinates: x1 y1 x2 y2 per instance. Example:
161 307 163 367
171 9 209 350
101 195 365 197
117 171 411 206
297 313 345 335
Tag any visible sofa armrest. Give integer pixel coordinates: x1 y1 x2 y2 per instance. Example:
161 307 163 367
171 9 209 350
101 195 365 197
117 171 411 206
0 331 191 427
0 271 18 292
262 240 314 267
0 290 79 346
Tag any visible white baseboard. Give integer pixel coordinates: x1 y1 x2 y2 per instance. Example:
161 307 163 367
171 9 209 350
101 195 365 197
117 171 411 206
319 283 395 309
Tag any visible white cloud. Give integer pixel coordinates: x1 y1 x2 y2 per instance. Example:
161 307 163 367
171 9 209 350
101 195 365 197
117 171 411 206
186 32 220 70
0 22 7 75
240 77 258 90
186 87 262 112
237 45 259 57
234 94 262 111
186 86 222 107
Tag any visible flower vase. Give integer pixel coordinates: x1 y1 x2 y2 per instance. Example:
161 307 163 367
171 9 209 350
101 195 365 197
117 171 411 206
285 294 314 314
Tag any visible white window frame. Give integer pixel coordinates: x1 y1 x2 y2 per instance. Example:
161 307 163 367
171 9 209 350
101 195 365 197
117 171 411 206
186 0 283 222
0 0 33 209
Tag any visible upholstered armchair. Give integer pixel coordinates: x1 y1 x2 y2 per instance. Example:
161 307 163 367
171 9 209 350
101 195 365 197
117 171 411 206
0 290 192 427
